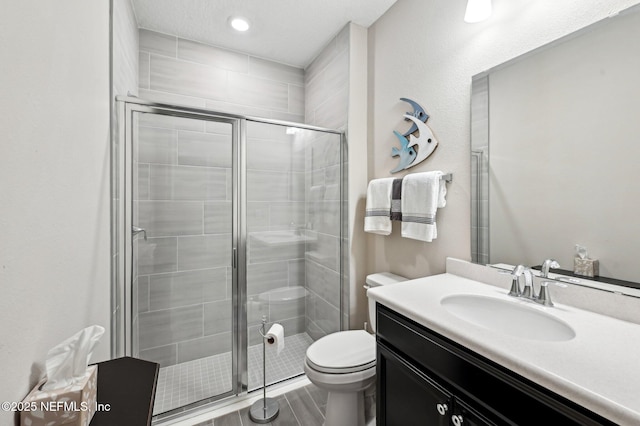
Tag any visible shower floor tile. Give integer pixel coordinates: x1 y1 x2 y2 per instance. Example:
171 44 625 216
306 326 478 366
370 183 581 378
154 332 314 415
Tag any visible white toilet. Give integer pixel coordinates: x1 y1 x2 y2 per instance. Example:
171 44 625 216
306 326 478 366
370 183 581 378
304 272 408 426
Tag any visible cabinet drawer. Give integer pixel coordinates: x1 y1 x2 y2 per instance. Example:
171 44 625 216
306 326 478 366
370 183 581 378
376 304 613 426
377 343 452 426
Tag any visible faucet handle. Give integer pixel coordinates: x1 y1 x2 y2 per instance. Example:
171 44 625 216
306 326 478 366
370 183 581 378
536 281 554 306
536 280 567 307
506 265 525 296
508 277 521 297
495 268 521 296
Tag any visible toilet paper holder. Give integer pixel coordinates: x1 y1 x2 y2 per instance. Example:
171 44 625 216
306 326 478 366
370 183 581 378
249 316 280 423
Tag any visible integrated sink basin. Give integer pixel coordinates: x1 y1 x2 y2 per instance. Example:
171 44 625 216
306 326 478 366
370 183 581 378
441 294 576 342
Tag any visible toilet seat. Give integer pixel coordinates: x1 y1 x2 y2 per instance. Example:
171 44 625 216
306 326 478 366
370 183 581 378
306 330 376 374
303 273 408 426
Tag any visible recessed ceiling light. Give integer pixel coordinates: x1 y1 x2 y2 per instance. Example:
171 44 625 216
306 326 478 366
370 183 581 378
229 16 250 32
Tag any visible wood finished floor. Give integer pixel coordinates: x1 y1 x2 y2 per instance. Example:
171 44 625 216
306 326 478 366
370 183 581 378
193 384 325 426
192 383 375 426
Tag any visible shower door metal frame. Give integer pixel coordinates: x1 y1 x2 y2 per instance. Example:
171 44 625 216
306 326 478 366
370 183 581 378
117 97 245 407
114 95 345 417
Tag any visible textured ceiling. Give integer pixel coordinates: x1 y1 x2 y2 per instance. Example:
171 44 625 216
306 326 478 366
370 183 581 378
131 0 397 68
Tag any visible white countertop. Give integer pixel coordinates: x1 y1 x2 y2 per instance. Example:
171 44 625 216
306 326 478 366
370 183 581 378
368 272 640 425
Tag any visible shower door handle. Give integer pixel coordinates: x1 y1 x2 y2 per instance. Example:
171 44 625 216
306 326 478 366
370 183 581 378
232 248 237 269
132 226 147 241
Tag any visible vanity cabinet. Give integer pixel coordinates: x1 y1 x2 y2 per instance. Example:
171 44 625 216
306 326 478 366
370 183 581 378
379 344 496 425
376 304 615 426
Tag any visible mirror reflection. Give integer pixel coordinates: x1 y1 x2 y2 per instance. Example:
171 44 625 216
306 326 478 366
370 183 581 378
471 5 640 289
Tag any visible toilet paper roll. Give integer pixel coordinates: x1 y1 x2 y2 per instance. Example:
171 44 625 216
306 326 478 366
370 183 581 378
266 323 285 355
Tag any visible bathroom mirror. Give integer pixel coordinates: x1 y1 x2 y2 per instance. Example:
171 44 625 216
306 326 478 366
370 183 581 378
470 4 640 291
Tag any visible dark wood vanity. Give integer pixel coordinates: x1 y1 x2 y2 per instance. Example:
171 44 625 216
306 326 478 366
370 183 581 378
376 304 615 425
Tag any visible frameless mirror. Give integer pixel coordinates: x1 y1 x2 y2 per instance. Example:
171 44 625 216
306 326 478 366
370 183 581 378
470 4 640 293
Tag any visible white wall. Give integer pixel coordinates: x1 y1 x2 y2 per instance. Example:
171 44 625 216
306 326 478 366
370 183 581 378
346 24 371 329
0 1 111 422
366 0 640 280
111 0 139 358
113 0 139 98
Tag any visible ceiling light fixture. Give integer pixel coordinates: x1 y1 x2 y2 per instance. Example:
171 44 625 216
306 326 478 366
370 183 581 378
229 16 250 32
464 0 492 23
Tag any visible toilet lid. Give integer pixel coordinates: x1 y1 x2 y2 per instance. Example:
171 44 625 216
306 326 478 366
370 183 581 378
306 330 376 374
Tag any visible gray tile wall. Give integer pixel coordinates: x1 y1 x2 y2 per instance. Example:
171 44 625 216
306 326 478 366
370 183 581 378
135 30 310 368
245 122 307 347
134 26 348 371
305 26 349 130
138 29 305 122
135 114 234 367
303 24 351 339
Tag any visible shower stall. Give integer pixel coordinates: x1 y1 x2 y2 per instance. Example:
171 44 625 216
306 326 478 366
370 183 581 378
113 97 345 417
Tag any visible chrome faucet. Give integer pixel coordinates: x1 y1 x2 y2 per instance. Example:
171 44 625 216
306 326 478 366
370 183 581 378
540 259 560 278
507 265 540 302
508 265 525 297
520 268 535 299
506 261 565 307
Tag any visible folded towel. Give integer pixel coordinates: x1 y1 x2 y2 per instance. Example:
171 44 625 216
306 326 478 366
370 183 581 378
390 178 403 221
364 177 395 235
438 175 447 208
401 171 445 242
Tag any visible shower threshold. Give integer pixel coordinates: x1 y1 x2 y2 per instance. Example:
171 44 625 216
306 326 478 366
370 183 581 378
152 332 314 416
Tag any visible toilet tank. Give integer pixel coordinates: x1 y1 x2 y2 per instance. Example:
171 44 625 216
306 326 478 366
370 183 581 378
365 272 408 332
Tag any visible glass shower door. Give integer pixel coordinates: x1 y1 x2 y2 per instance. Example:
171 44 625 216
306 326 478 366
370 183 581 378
245 121 343 390
130 109 237 415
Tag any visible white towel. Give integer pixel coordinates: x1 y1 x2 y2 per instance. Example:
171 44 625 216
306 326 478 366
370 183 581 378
364 178 395 235
437 175 447 208
401 171 445 242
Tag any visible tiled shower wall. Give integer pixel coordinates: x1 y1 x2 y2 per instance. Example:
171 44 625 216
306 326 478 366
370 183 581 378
305 26 350 130
134 114 234 367
302 130 344 339
245 121 308 349
138 29 305 123
304 25 351 338
134 29 334 368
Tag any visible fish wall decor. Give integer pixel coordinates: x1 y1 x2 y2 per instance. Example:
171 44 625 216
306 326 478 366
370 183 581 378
390 98 439 173
400 97 429 137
